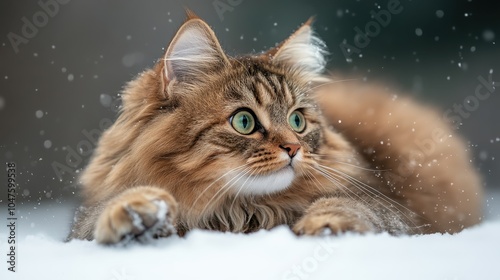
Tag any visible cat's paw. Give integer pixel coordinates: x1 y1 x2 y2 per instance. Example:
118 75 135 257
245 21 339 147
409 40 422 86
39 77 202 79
94 187 178 245
293 213 372 236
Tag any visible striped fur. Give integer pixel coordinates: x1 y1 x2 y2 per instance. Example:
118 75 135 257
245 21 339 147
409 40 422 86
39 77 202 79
68 14 483 243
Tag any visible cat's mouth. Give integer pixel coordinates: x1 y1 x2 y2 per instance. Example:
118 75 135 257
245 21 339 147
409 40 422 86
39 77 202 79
230 165 295 196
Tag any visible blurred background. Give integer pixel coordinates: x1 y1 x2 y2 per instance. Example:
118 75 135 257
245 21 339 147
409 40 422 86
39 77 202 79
0 0 499 237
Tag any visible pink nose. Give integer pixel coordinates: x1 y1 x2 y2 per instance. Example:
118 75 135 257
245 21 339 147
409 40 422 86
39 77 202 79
280 143 301 158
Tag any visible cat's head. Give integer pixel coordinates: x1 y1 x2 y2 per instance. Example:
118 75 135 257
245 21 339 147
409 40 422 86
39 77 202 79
87 13 346 204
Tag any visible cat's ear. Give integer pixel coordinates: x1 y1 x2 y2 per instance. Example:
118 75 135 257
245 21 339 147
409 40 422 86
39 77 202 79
266 18 327 78
161 13 229 86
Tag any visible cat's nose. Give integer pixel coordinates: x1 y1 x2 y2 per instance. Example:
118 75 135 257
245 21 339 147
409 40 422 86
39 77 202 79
280 143 301 158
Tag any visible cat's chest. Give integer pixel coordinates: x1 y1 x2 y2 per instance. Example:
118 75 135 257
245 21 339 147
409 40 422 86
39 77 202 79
180 196 305 234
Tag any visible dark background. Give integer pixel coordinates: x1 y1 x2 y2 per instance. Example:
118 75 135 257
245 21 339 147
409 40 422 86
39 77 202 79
0 0 499 208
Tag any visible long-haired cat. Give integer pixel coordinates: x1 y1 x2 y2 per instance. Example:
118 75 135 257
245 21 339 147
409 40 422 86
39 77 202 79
68 13 483 244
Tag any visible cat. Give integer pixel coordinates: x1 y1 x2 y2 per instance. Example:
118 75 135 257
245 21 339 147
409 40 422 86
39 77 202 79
68 12 483 244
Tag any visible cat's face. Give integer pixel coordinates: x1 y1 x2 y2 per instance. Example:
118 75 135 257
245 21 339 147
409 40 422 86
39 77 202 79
122 15 330 197
168 59 325 195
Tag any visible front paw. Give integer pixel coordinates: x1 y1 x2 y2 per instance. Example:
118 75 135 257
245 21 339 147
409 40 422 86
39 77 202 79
94 187 178 244
293 213 372 236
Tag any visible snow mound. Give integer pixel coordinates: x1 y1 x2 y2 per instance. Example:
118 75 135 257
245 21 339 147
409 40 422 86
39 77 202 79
1 221 499 280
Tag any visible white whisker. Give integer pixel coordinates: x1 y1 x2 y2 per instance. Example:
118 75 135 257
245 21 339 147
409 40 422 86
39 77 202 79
189 164 249 215
313 165 366 204
229 166 262 213
313 154 389 172
199 166 254 215
316 163 420 230
321 165 412 211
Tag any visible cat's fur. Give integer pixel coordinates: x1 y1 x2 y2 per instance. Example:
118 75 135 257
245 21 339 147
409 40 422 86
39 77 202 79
68 13 483 244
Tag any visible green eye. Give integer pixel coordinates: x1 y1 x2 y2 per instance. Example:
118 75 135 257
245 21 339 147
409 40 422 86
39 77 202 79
231 110 256 135
289 111 306 133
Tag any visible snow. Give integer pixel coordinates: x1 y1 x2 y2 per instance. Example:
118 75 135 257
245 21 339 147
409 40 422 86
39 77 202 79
0 202 499 280
482 30 495 42
35 110 44 119
415 28 423 37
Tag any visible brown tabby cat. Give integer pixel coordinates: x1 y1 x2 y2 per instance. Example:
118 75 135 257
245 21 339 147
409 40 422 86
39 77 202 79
68 13 483 244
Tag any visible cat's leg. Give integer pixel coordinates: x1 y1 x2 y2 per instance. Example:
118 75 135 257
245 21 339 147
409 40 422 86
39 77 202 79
92 186 178 244
293 196 411 236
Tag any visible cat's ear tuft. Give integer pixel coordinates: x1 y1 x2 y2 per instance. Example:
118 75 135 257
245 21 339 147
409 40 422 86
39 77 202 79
161 17 229 85
184 9 201 20
268 18 328 78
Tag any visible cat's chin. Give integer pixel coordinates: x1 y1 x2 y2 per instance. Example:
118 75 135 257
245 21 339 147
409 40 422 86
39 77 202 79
231 166 295 196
